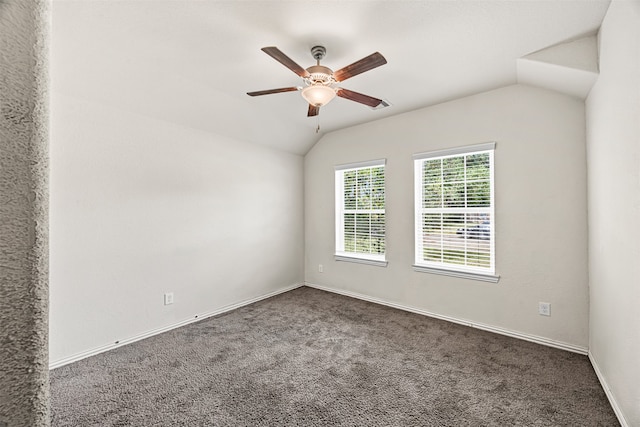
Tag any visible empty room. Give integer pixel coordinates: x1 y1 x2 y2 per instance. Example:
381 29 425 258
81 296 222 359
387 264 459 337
1 0 639 425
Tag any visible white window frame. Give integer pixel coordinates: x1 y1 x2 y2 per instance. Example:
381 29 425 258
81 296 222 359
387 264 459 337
413 143 499 282
335 159 388 267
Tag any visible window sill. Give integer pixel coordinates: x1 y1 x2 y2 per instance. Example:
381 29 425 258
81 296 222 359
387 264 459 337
412 264 500 283
335 254 388 267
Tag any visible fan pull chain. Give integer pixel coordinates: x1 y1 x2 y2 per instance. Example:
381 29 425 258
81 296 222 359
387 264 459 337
316 116 320 133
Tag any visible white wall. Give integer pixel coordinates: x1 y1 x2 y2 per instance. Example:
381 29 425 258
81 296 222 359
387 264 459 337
305 84 589 349
586 1 640 425
50 94 304 363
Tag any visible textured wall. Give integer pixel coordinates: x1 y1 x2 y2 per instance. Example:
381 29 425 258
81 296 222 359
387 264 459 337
0 0 50 426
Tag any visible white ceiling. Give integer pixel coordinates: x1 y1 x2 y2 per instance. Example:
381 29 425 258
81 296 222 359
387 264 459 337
51 0 610 155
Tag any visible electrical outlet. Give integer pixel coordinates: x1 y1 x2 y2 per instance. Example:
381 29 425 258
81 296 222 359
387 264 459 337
539 302 551 316
164 292 174 305
318 264 323 273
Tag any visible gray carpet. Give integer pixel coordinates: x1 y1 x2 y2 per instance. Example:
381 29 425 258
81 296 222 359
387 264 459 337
50 287 618 426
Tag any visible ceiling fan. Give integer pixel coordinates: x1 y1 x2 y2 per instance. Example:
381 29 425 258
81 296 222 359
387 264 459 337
247 45 387 117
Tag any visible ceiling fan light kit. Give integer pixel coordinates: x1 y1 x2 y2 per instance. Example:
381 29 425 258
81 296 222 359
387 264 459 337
301 84 336 107
247 45 387 118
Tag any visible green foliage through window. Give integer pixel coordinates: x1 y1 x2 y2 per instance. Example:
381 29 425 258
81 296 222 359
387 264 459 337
422 153 490 209
416 147 494 273
338 165 385 257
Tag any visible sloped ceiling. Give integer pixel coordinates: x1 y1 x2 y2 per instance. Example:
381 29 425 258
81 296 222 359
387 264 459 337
51 1 610 155
517 36 600 99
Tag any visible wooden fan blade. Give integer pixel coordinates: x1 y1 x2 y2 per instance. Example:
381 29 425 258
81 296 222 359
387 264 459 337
336 88 383 108
307 104 320 117
333 52 387 82
262 47 310 78
247 87 300 96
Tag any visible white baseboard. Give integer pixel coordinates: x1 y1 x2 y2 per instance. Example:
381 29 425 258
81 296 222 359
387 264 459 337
304 282 588 355
49 282 303 370
589 352 629 427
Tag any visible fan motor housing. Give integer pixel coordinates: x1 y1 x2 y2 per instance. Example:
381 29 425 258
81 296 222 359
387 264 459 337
305 65 335 85
306 65 333 75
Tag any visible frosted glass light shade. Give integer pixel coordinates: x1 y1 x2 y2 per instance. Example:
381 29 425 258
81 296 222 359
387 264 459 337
301 85 336 107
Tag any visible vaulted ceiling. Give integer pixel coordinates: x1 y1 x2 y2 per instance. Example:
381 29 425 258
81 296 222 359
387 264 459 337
52 1 610 155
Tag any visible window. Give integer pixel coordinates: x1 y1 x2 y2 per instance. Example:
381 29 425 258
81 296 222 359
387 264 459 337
335 159 387 266
414 143 497 281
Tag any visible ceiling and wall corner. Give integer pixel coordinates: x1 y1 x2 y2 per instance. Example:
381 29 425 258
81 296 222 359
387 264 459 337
516 35 600 99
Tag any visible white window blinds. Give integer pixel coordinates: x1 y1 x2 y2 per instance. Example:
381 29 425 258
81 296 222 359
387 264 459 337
335 160 386 263
414 143 495 276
